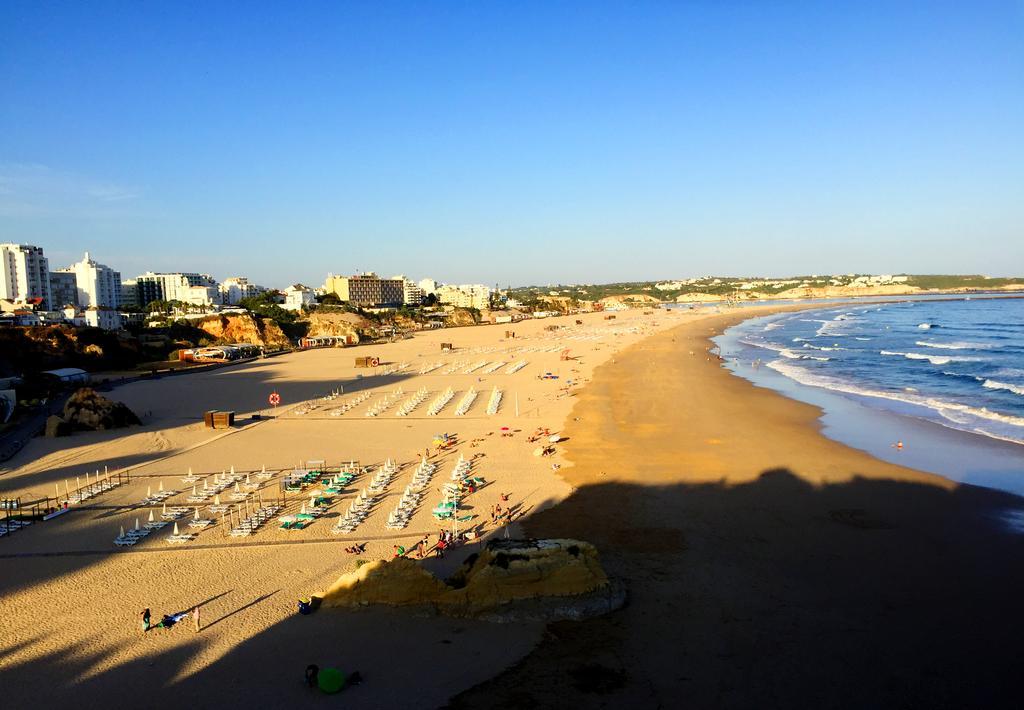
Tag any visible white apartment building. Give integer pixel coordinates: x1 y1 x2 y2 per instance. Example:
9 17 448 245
435 284 492 310
136 272 220 307
418 278 438 296
282 284 315 311
221 276 266 305
0 243 52 309
59 252 121 308
84 307 122 330
391 275 423 306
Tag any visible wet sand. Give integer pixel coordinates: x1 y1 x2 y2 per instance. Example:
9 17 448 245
450 310 1024 709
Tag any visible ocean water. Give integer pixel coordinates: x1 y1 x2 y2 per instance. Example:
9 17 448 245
713 297 1024 494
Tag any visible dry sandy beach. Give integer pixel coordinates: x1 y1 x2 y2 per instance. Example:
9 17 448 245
5 304 1024 709
451 309 1024 709
0 307 687 709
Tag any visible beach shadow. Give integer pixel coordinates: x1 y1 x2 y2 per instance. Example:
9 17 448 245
203 589 280 631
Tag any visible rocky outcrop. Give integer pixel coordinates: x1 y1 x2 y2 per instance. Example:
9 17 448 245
600 294 661 306
675 292 728 303
46 388 141 436
301 312 367 342
772 284 922 300
195 314 291 348
318 539 614 621
445 308 480 327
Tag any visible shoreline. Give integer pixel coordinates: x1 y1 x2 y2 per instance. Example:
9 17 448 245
713 302 1024 495
451 307 1024 708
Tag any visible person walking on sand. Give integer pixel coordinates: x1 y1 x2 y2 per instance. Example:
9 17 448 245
142 608 151 632
193 604 201 632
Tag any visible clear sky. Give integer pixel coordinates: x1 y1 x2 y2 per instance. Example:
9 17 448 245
1 1 1022 288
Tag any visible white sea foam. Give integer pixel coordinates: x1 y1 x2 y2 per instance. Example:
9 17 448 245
766 359 1024 442
879 350 981 366
918 323 934 329
983 380 1024 396
916 340 994 351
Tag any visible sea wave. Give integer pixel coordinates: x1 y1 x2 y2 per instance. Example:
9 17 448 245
915 340 994 351
983 380 1024 396
879 350 982 366
766 359 1024 442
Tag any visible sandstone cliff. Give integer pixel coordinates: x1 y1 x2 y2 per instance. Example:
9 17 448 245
195 314 291 348
301 312 368 343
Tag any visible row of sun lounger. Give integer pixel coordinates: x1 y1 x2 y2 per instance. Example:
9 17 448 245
365 389 404 417
396 387 429 416
454 388 478 416
486 387 503 414
428 388 455 415
329 392 371 416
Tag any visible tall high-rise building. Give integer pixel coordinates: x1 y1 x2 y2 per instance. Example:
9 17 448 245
323 272 404 306
49 271 79 308
135 272 220 307
60 252 121 308
0 243 52 309
120 280 139 308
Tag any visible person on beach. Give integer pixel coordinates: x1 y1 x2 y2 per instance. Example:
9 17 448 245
193 605 201 632
141 608 151 632
393 544 406 558
435 539 446 558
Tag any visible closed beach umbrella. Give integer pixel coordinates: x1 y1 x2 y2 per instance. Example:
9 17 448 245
317 667 345 694
159 480 164 492
148 510 155 522
188 466 193 476
147 485 152 497
215 494 221 505
135 517 140 530
192 485 197 495
162 503 167 515
173 522 179 535
119 525 125 538
193 508 199 520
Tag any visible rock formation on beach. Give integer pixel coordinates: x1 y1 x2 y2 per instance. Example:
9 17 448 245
318 539 619 621
46 387 141 436
301 311 367 343
195 313 291 348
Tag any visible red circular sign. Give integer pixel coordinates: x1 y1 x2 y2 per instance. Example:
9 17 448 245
268 392 281 407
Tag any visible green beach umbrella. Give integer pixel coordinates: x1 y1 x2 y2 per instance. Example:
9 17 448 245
317 667 345 694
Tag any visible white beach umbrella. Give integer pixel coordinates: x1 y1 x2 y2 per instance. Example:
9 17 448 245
135 517 140 530
148 510 155 522
203 478 208 490
119 525 125 538
173 522 179 535
188 466 193 476
147 485 152 497
234 482 240 493
301 501 307 514
162 503 167 515
193 507 199 520
215 494 221 505
230 465 235 476
192 485 197 495
246 472 251 483
159 480 164 492
86 472 91 486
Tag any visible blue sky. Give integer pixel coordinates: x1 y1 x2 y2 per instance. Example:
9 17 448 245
1 1 1022 288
